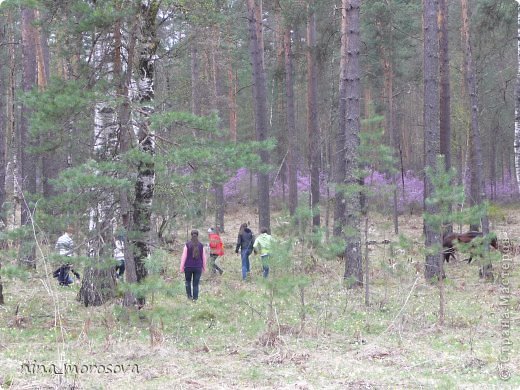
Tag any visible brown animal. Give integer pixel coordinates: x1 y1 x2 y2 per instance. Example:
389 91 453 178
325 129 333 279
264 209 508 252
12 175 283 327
442 231 498 263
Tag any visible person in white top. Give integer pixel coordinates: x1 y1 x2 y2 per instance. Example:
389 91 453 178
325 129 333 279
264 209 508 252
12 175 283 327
114 239 125 278
53 226 80 286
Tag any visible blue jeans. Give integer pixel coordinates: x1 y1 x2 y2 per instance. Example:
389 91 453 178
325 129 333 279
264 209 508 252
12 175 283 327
241 249 251 280
184 268 202 300
261 254 270 278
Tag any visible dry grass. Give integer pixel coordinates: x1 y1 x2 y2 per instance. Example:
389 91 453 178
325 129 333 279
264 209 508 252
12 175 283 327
1 206 520 389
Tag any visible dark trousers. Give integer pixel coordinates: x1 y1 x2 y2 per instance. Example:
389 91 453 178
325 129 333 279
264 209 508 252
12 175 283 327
184 268 202 300
210 254 223 274
115 260 125 278
57 266 73 286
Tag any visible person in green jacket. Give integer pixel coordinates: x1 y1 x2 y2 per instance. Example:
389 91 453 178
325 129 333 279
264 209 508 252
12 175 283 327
253 227 273 278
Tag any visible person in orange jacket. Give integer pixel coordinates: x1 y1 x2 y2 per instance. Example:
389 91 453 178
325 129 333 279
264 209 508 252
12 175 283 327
208 227 224 275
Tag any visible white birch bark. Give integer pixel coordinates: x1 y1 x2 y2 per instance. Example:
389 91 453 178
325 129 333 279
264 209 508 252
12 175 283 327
131 1 159 290
78 33 118 306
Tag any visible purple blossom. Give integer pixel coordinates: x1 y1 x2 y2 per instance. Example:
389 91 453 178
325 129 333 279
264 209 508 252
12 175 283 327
222 168 519 209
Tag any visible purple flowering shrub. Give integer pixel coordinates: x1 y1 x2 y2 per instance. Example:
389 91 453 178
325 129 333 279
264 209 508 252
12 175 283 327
223 167 251 204
223 168 519 211
362 171 424 214
485 176 518 202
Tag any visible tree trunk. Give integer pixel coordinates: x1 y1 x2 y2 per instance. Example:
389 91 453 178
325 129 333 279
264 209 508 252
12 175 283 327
133 2 159 258
284 27 298 217
307 2 320 228
78 20 122 306
40 11 59 200
515 5 520 193
381 44 399 234
334 0 348 238
490 129 497 200
119 17 139 307
0 20 6 217
21 8 37 224
228 54 237 144
0 263 4 305
18 7 38 269
132 1 160 306
35 10 49 90
273 1 287 208
191 38 201 117
438 0 452 235
247 0 270 231
439 0 451 173
78 217 116 307
423 0 442 281
210 28 226 233
460 0 490 277
0 19 4 300
341 0 363 287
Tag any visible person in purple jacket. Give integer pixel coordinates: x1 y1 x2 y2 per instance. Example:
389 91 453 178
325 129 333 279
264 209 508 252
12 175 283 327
180 230 207 301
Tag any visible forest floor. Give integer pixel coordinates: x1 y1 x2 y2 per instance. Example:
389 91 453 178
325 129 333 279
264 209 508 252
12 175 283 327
1 204 520 389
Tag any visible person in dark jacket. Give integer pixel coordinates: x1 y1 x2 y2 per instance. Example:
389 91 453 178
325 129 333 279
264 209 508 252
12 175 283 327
235 223 254 280
52 264 80 286
180 229 207 301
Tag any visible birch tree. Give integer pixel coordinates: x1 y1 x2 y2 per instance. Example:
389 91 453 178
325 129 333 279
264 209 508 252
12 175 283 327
131 0 159 306
78 22 119 307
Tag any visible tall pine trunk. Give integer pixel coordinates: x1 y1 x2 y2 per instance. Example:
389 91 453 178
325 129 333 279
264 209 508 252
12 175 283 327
210 29 225 232
341 0 363 287
515 5 520 193
439 0 451 172
307 2 320 228
0 18 5 305
19 7 38 268
438 0 452 234
460 0 490 277
120 16 140 307
284 27 298 217
247 0 270 231
334 0 348 238
228 55 237 143
423 0 442 281
381 43 399 234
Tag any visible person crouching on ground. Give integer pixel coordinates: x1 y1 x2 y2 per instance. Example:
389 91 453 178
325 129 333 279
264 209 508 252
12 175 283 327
235 223 254 280
253 227 273 278
53 226 80 286
208 227 224 275
180 230 207 301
